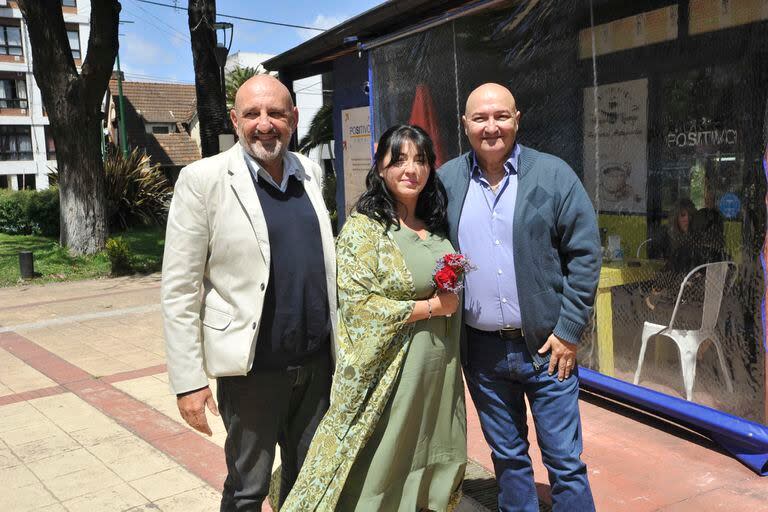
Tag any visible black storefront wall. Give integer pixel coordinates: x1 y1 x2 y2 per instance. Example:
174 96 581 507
367 0 768 473
332 52 371 226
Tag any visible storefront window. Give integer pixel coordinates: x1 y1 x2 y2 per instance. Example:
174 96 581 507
369 0 768 443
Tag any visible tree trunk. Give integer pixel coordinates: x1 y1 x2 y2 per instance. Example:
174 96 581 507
18 0 119 255
53 108 108 254
188 0 231 157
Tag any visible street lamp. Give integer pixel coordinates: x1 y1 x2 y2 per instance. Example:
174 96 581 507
213 21 234 100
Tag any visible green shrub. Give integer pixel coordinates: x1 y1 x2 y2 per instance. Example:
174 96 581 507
105 237 133 276
0 188 59 236
27 188 59 237
104 147 172 231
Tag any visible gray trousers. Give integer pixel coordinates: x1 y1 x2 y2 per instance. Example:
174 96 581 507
217 352 331 512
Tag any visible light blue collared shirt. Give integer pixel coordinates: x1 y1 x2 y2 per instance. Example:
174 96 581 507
243 151 299 192
458 145 522 331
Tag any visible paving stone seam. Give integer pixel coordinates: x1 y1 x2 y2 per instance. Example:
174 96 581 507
3 437 61 506
0 329 489 512
0 330 228 494
4 393 125 505
0 284 161 312
0 304 161 333
1 326 494 512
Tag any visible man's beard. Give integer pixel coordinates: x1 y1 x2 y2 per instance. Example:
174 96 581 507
240 132 285 163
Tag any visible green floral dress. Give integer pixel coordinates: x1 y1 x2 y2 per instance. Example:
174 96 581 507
280 214 466 512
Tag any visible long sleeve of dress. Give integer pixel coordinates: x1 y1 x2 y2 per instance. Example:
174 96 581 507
336 214 416 353
330 215 416 432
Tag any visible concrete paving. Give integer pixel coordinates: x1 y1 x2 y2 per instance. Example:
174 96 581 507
0 275 764 511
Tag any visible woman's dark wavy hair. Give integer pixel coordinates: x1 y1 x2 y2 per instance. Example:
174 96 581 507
354 124 448 236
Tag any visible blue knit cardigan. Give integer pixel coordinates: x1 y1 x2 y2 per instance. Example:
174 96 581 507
438 145 602 368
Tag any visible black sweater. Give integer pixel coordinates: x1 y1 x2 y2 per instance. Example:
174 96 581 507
251 174 330 369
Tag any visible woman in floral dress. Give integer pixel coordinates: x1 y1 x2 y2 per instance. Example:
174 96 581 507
281 124 467 511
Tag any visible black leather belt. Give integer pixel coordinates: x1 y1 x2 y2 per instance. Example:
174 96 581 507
467 325 524 340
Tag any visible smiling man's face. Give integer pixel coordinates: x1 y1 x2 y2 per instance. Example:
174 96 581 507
231 75 298 164
462 83 521 162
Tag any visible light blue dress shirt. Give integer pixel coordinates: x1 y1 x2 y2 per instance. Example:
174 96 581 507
243 151 299 192
458 145 521 331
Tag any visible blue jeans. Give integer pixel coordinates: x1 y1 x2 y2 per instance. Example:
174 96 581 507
464 329 595 512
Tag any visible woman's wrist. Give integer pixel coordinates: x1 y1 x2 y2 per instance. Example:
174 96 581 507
426 298 433 320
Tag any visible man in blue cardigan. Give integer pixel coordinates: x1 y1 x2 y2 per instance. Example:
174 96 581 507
438 83 600 511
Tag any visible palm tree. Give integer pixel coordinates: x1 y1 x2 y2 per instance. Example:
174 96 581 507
298 104 337 233
297 103 334 164
225 65 266 110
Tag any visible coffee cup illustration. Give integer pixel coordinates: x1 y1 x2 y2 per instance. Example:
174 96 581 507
600 162 632 201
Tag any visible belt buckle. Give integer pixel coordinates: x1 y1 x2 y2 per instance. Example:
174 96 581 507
498 328 518 339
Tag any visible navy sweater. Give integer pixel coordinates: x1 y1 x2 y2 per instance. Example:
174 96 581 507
251 174 331 369
438 145 601 367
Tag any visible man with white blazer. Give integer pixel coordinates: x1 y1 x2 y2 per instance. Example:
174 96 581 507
161 75 336 511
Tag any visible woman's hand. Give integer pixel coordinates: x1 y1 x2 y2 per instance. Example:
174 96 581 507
432 291 459 317
407 291 460 323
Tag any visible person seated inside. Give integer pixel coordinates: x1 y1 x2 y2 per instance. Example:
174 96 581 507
645 198 697 312
692 189 727 263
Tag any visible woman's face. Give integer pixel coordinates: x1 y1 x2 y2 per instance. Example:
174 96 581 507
379 139 430 206
677 209 690 233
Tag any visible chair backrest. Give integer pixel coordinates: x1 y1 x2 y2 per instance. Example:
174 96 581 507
636 238 652 258
666 261 735 332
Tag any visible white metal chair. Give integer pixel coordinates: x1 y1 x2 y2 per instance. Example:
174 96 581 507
636 238 652 258
633 261 735 401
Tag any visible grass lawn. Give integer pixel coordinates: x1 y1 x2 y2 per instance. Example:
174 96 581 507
0 227 165 287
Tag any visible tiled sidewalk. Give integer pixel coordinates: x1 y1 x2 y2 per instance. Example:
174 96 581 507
0 276 225 511
0 275 764 511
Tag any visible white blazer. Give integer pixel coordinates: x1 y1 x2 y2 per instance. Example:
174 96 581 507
161 144 337 394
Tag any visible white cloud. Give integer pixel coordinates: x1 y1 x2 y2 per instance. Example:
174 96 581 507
122 33 174 65
119 32 183 81
119 63 149 77
296 14 346 41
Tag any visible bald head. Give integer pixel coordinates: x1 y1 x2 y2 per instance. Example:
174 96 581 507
234 74 294 113
462 83 521 165
465 83 517 116
230 74 298 166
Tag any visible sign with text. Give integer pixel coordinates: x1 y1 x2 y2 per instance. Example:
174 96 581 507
341 106 372 214
583 78 649 214
689 0 768 35
664 119 738 149
578 5 678 59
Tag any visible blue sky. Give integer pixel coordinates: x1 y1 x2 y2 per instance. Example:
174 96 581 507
117 0 382 83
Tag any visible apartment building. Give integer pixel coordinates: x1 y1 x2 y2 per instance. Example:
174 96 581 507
0 0 90 190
